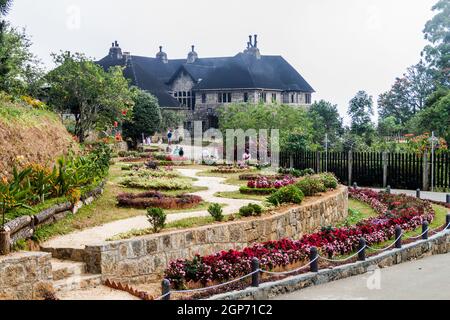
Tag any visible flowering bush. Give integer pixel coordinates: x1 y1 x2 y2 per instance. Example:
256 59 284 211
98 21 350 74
165 188 435 288
247 176 295 189
117 191 202 209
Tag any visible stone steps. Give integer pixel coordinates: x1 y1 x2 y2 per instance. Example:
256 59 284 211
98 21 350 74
49 258 102 294
51 259 86 281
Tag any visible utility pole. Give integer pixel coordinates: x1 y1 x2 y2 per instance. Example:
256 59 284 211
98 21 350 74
429 131 439 192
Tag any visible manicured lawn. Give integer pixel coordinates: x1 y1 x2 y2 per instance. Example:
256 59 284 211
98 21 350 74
338 199 379 227
32 162 208 243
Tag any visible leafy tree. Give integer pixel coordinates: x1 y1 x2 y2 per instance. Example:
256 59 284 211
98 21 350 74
0 0 12 15
46 52 133 142
378 62 435 125
422 0 450 86
160 109 185 132
0 24 42 96
348 91 375 135
307 100 344 148
218 103 313 150
408 88 450 143
122 89 162 144
377 116 404 137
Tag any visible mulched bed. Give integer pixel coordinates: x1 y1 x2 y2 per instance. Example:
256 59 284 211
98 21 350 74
117 191 203 210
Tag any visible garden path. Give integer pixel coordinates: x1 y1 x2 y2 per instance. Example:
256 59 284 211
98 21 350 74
42 169 259 250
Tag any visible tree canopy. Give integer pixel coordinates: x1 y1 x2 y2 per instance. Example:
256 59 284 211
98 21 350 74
46 52 134 142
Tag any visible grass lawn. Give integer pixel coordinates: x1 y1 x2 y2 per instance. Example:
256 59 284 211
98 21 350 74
338 199 379 227
32 162 208 243
214 190 268 202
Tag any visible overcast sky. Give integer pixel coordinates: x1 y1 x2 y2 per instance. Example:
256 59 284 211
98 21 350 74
7 0 437 123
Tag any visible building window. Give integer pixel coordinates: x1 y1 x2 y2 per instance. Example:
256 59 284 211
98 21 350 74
291 94 295 104
173 91 195 110
259 92 267 103
305 93 311 104
282 93 289 104
202 93 206 104
272 93 277 103
244 92 249 103
218 92 232 103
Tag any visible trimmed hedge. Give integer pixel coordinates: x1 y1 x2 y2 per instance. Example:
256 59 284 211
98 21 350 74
239 186 277 195
117 191 203 209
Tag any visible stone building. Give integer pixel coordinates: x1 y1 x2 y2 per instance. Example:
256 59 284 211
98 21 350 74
97 36 314 131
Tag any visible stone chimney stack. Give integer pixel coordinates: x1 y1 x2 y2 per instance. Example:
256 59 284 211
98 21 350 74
156 46 168 64
109 40 123 60
187 45 198 64
244 34 261 59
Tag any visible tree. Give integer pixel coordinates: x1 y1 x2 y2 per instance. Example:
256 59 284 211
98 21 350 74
160 109 185 132
348 91 374 135
122 89 162 144
46 52 133 143
0 0 12 15
307 100 344 147
218 103 314 150
408 88 450 143
422 0 450 86
0 24 42 96
378 62 435 125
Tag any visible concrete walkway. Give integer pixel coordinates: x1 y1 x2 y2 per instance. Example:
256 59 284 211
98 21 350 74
372 188 449 202
42 169 259 249
272 253 450 300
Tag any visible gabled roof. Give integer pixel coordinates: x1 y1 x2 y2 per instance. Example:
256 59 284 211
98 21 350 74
96 49 314 108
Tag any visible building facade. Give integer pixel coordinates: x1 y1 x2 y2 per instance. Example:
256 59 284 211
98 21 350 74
97 36 314 131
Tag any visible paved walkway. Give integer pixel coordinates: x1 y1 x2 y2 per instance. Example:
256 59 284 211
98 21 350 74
372 188 449 202
42 169 259 249
272 253 450 300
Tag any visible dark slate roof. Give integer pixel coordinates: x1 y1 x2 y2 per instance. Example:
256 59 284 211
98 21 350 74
96 51 314 107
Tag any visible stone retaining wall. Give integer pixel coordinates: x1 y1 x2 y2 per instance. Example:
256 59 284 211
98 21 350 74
85 186 348 283
209 229 450 300
0 251 53 300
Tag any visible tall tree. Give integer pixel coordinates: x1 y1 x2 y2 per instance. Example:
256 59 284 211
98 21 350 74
0 0 13 89
378 62 434 125
307 100 344 147
122 89 162 144
348 91 375 136
422 0 450 86
46 52 133 142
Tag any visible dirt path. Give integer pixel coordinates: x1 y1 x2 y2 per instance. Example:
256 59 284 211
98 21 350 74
42 169 259 250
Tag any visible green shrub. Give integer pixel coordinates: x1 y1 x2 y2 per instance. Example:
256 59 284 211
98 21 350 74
239 203 263 217
208 203 224 222
319 173 338 189
146 208 166 233
239 186 277 195
295 177 326 196
267 185 304 206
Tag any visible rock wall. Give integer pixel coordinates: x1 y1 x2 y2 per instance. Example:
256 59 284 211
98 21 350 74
86 186 348 284
0 252 53 300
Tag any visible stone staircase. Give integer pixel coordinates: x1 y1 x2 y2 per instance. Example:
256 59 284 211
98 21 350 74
50 258 102 293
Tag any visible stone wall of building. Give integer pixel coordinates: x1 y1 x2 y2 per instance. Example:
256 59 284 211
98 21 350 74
0 252 53 300
85 186 348 284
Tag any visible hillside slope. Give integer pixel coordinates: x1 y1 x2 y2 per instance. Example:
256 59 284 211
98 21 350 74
0 97 79 176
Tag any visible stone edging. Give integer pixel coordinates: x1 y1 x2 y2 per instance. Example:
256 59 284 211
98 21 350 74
208 229 450 300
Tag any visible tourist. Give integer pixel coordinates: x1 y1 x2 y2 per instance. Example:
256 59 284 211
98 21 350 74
167 129 173 145
179 147 184 157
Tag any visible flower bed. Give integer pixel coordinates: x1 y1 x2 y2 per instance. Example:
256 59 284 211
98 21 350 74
239 173 286 181
165 188 435 288
124 169 180 179
117 191 203 210
211 165 251 174
247 176 295 189
239 186 277 195
118 176 192 190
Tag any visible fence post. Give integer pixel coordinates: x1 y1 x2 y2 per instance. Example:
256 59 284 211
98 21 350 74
416 189 421 199
161 279 171 300
422 152 430 191
395 226 402 249
0 229 11 255
422 221 429 240
446 194 450 204
382 152 388 188
348 151 353 187
289 154 294 169
251 257 260 287
386 185 391 194
446 214 450 230
316 151 321 173
310 247 319 273
358 238 366 261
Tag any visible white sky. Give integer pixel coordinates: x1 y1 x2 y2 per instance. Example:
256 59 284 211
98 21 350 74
7 0 437 124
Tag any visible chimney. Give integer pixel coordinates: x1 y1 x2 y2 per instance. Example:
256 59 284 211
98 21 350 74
156 45 168 64
244 35 261 59
253 35 258 48
187 45 198 64
109 40 123 60
249 35 253 47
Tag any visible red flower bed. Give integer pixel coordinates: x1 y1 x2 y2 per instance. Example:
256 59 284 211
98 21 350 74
117 191 202 210
165 188 434 288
